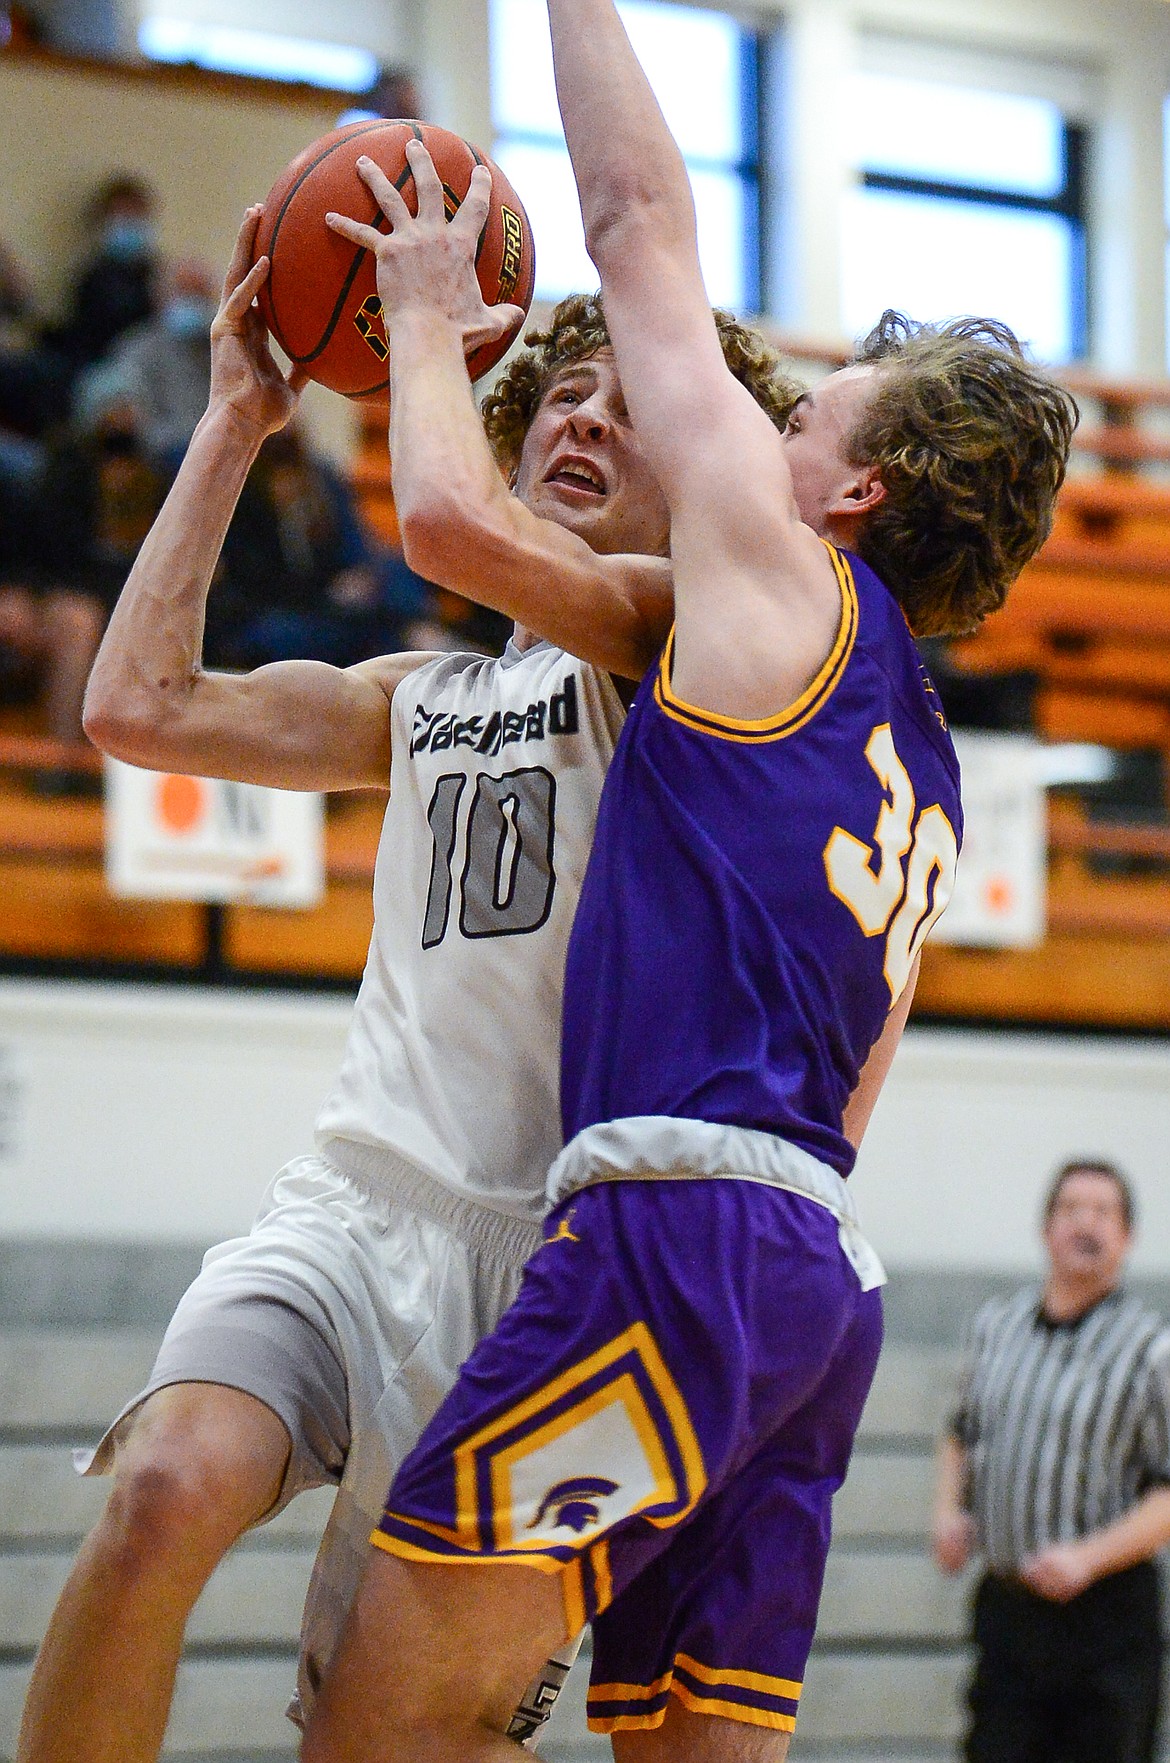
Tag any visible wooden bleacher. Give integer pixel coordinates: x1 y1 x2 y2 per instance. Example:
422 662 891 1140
3 338 1170 1026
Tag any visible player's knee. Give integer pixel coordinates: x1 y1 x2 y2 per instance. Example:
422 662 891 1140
104 1390 289 1564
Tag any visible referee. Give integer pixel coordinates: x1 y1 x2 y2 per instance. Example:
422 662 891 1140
933 1158 1170 1763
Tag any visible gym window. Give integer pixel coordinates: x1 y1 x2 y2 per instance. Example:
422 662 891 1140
490 0 760 313
841 71 1088 363
138 18 379 89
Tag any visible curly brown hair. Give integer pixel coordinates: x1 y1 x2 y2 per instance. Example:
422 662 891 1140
482 291 800 479
844 311 1078 638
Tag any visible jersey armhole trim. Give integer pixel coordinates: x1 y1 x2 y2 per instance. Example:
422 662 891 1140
651 543 858 743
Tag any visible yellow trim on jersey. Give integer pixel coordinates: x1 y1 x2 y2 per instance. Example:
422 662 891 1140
668 1684 798 1732
590 1671 676 1703
674 1654 802 1700
369 1529 564 1573
591 1539 614 1615
451 1320 706 1552
652 542 859 743
588 1675 799 1735
563 1558 587 1635
591 1659 801 1705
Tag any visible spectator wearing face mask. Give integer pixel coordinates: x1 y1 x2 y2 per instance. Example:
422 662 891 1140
45 174 160 378
100 258 217 470
36 372 167 623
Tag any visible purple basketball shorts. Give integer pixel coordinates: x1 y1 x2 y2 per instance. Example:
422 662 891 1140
373 1176 883 1737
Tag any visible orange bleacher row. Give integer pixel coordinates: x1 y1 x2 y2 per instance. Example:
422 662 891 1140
0 64 1168 1022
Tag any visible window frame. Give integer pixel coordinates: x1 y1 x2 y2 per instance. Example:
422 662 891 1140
489 0 764 315
856 113 1090 359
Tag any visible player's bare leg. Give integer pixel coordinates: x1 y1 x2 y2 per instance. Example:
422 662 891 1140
613 1698 792 1762
17 1382 291 1763
302 1551 570 1763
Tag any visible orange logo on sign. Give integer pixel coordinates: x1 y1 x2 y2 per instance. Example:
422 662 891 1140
155 773 207 836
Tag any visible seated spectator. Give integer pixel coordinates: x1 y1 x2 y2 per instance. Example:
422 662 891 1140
0 240 70 467
407 584 511 657
44 175 159 378
18 375 167 762
100 257 216 469
0 459 105 754
211 425 427 669
918 635 1037 733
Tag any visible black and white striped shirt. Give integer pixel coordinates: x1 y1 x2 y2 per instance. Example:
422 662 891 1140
953 1286 1170 1575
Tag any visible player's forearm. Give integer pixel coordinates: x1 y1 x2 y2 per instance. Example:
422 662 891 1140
386 307 669 677
386 307 515 571
83 406 263 763
1079 1486 1170 1580
546 0 694 257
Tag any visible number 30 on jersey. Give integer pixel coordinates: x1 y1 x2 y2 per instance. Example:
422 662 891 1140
823 723 958 1003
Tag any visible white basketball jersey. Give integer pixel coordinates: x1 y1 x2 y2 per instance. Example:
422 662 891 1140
315 640 625 1223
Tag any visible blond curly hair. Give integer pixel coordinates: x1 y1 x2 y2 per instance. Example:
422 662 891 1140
482 291 800 479
846 311 1078 637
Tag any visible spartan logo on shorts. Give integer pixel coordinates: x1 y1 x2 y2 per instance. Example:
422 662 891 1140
452 1322 706 1556
498 206 524 302
354 294 389 362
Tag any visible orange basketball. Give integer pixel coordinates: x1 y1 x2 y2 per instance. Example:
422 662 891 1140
253 119 536 400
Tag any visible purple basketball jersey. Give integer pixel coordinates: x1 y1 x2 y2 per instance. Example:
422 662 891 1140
561 544 962 1177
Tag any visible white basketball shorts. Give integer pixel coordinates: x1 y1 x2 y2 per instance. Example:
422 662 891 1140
80 1151 543 1722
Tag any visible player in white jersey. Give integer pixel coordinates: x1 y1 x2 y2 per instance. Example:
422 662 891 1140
17 184 795 1763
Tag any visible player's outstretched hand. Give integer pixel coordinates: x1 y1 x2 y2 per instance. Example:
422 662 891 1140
209 206 307 439
325 140 524 360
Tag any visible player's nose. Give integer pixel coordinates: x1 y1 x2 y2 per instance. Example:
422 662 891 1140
566 398 609 440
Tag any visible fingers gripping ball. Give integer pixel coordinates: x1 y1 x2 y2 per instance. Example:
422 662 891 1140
253 120 535 400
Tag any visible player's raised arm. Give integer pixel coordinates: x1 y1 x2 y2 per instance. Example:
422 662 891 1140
325 146 673 679
545 0 851 720
84 208 427 791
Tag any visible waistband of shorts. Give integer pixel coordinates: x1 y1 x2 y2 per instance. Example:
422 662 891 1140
547 1115 886 1292
318 1136 544 1266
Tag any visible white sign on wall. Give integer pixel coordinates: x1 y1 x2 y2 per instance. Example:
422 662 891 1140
104 760 324 907
933 731 1046 948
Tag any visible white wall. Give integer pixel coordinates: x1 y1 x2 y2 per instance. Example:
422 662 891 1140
853 1028 1170 1274
0 980 350 1242
1 979 1168 1271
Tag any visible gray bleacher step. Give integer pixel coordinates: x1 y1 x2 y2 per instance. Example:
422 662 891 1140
0 1443 334 1541
799 1653 965 1745
533 1644 968 1758
0 1546 318 1650
0 1657 303 1758
833 1447 935 1540
855 1348 960 1443
0 1330 161 1431
817 1552 970 1642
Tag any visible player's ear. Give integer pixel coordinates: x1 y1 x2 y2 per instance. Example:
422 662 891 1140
830 465 886 520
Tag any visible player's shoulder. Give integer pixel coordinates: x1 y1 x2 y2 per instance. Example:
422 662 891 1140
401 639 601 697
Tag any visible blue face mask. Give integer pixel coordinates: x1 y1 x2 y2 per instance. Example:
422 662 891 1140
163 295 215 340
103 218 155 262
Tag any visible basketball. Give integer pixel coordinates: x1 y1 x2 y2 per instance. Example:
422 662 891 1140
253 119 536 399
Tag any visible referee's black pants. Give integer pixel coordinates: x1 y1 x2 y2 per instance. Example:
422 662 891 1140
965 1563 1163 1763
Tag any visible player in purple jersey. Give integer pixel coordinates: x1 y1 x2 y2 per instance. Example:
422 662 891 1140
302 18 1076 1763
